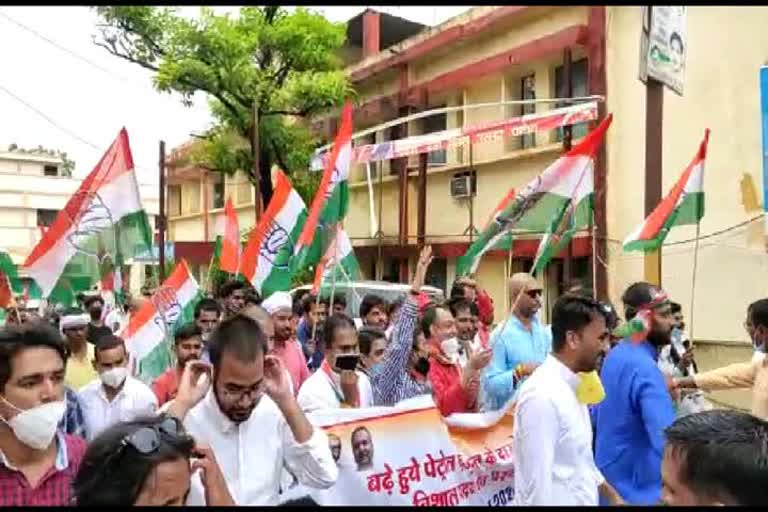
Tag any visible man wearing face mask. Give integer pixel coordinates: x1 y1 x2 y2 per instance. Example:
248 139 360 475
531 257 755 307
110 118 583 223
483 273 552 411
594 282 677 505
673 298 768 420
0 321 87 506
297 314 374 412
372 246 434 406
83 295 112 345
513 295 623 506
194 298 222 362
166 315 337 505
78 335 157 441
423 300 492 416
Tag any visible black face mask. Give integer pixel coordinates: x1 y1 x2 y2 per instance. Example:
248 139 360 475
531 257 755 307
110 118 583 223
413 356 430 376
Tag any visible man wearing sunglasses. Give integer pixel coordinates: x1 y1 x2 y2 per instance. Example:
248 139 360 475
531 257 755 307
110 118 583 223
594 282 676 505
167 314 337 505
483 273 552 411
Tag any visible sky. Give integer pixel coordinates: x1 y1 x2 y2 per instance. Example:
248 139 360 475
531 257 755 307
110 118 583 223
0 6 472 189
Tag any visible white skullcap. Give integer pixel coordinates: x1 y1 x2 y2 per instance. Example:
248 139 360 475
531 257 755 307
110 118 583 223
59 313 90 334
262 291 293 315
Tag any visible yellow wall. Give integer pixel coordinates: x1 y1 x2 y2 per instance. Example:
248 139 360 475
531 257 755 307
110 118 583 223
605 6 768 345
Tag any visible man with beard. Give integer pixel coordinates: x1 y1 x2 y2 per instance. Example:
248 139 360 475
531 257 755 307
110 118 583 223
371 246 434 406
328 433 342 464
513 295 623 506
152 323 204 406
672 298 768 419
594 282 676 505
447 298 483 367
483 274 551 411
351 426 374 471
167 315 337 505
194 298 222 362
360 295 388 330
83 295 112 345
262 292 310 394
218 280 248 319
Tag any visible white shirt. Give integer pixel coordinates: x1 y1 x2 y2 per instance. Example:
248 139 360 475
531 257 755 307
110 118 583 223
513 355 604 506
183 390 337 506
297 368 373 413
78 375 158 441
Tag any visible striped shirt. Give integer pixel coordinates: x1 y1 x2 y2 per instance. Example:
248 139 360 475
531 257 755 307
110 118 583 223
371 300 431 406
0 432 86 506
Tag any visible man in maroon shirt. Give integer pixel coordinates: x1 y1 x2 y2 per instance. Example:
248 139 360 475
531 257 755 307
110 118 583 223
152 323 204 406
0 321 86 506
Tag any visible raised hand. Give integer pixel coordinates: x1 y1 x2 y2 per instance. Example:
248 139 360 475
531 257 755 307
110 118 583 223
177 361 212 409
468 348 493 372
411 245 434 293
263 355 293 405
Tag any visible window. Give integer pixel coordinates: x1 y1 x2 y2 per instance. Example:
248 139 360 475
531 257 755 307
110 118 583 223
168 185 182 217
43 165 58 177
212 176 225 209
423 108 447 166
425 257 447 292
36 209 58 227
555 58 589 142
520 74 537 149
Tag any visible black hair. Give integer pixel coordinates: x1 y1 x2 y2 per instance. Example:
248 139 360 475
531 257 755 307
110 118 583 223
351 425 371 441
73 415 195 506
0 321 68 392
621 281 660 321
279 496 319 506
670 302 682 315
83 295 105 309
601 301 620 332
748 298 768 330
664 410 768 506
420 305 448 339
94 334 127 363
174 322 202 345
323 314 356 350
218 280 246 300
447 297 473 318
194 298 222 319
551 294 607 353
208 314 266 369
301 294 328 315
358 326 386 356
244 288 262 306
359 294 387 319
330 293 347 308
388 296 404 316
449 281 466 300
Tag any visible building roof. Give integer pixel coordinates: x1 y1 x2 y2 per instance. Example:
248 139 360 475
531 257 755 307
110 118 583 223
0 150 63 164
345 8 427 51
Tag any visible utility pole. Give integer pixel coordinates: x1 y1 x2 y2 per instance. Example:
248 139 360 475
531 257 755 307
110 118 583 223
158 140 166 282
252 101 263 218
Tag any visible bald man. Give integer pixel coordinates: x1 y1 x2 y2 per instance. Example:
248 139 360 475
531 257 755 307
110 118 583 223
482 273 552 410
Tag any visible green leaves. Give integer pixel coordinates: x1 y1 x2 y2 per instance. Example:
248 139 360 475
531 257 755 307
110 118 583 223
93 6 351 200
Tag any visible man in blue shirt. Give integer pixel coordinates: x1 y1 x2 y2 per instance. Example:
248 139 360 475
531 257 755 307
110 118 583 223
594 282 677 505
483 273 552 411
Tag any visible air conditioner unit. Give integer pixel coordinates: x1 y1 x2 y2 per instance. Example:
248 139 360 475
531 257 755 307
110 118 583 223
450 174 474 199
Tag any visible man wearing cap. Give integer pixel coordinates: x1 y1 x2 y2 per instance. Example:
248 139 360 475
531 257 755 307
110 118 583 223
594 282 676 505
263 292 310 394
60 309 97 390
483 273 552 411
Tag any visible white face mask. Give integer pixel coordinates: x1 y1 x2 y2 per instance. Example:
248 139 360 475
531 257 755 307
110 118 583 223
440 337 460 361
0 398 66 450
100 366 128 388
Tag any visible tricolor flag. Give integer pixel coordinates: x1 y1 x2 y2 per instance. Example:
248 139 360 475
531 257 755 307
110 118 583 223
124 260 201 383
623 129 710 252
241 170 308 298
219 197 240 274
456 189 516 277
292 101 353 272
312 225 360 295
23 129 152 301
530 123 602 275
456 114 613 277
0 247 17 308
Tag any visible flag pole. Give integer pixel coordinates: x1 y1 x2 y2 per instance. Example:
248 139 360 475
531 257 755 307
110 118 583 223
688 222 702 344
329 226 340 313
591 214 598 300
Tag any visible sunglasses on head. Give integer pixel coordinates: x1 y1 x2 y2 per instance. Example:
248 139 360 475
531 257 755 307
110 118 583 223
102 416 189 469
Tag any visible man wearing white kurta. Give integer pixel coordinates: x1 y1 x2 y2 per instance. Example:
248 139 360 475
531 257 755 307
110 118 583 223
297 314 374 412
513 295 624 506
168 314 337 505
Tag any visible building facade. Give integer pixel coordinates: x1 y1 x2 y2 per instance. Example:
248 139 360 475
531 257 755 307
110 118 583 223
0 149 160 295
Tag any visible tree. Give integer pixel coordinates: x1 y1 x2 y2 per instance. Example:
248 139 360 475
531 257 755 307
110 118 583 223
92 6 352 208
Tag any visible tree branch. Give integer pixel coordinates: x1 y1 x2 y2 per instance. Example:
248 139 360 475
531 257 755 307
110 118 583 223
262 108 311 117
270 138 290 172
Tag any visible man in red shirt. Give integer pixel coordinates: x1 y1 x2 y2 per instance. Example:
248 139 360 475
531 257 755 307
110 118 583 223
151 323 203 406
421 304 492 416
0 321 87 506
262 292 310 395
